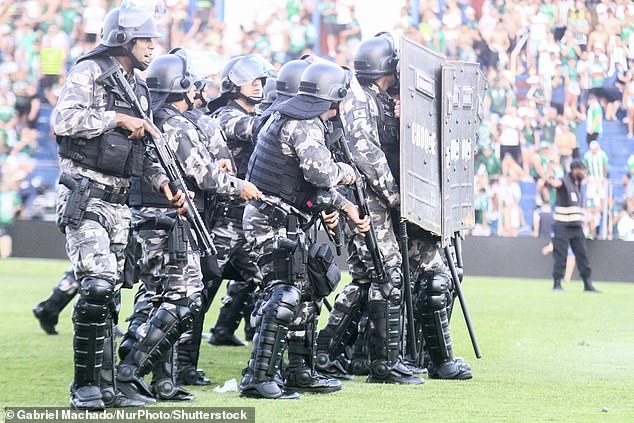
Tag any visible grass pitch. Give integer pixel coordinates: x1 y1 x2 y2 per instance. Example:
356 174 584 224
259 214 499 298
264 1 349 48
1 258 633 422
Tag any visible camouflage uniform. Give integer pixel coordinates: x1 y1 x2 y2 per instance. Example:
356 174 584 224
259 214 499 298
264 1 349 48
206 102 263 345
54 55 168 408
240 111 354 399
33 268 80 335
118 103 247 400
316 83 420 384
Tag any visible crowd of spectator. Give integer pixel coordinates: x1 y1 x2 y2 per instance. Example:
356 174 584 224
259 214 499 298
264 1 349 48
3 0 634 246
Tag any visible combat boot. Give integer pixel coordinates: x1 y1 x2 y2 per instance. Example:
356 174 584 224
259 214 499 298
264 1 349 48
553 279 564 291
582 277 601 293
150 352 195 402
33 304 59 335
315 353 354 380
428 359 473 380
70 385 105 411
208 326 248 346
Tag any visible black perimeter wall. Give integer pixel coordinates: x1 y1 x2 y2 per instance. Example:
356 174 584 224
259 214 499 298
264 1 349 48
5 221 633 283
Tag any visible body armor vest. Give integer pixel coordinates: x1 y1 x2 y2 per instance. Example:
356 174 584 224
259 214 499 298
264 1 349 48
363 85 400 184
129 105 203 210
57 55 150 178
247 113 321 212
212 103 255 179
554 173 585 227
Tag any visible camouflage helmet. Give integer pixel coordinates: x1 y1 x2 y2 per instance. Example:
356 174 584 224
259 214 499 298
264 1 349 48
298 62 349 102
354 32 398 80
276 59 311 97
146 54 193 94
100 5 161 47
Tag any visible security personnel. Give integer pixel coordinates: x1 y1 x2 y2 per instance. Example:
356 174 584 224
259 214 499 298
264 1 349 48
54 6 178 410
316 34 424 385
204 54 272 347
116 53 261 402
240 61 369 399
547 159 600 292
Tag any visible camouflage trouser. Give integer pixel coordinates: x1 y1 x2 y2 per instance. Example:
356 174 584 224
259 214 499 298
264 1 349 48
406 224 448 279
318 194 402 365
208 212 262 329
127 208 204 335
57 187 130 285
243 203 319 372
55 269 81 295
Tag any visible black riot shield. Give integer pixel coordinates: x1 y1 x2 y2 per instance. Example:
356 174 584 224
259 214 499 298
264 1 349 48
440 61 486 246
399 37 445 238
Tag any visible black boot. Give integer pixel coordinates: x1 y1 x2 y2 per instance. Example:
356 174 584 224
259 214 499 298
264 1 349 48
285 318 342 394
150 348 194 401
100 321 146 408
33 280 77 335
366 300 424 385
553 279 564 291
117 305 188 403
582 277 601 293
209 281 251 346
176 310 211 386
239 286 300 399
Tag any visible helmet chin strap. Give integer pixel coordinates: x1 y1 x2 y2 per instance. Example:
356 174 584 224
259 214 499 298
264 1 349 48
238 92 263 105
126 41 148 71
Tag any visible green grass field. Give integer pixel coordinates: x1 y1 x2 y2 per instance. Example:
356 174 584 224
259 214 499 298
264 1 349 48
1 258 633 422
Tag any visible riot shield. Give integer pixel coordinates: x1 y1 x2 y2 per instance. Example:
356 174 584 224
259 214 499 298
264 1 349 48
399 37 445 237
440 61 486 245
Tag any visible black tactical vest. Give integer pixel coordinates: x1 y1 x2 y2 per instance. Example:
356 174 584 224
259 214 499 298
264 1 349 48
247 113 321 212
128 105 203 210
212 103 255 180
363 85 400 184
57 55 150 178
554 173 585 227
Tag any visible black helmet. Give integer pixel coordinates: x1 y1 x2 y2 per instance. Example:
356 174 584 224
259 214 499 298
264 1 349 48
280 62 349 120
276 59 311 97
100 5 161 47
354 32 398 81
298 62 349 102
146 54 192 94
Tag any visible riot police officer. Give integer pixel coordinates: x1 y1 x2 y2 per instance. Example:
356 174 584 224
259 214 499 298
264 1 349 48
204 55 273 347
240 61 369 399
54 5 178 410
547 159 600 292
316 34 424 385
116 53 261 402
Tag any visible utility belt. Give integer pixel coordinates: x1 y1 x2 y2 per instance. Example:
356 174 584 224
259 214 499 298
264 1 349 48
214 202 245 221
257 210 340 298
253 200 288 227
58 174 128 232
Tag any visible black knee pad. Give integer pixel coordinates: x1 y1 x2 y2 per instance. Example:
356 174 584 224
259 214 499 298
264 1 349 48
74 278 115 321
417 272 451 312
262 285 300 325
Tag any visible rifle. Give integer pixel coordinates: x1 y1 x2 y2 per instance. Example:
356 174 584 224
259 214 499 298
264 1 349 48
102 65 220 281
335 129 417 356
444 233 481 359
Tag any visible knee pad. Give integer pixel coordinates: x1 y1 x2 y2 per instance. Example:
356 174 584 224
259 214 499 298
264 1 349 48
74 278 115 320
417 272 452 312
262 285 300 325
